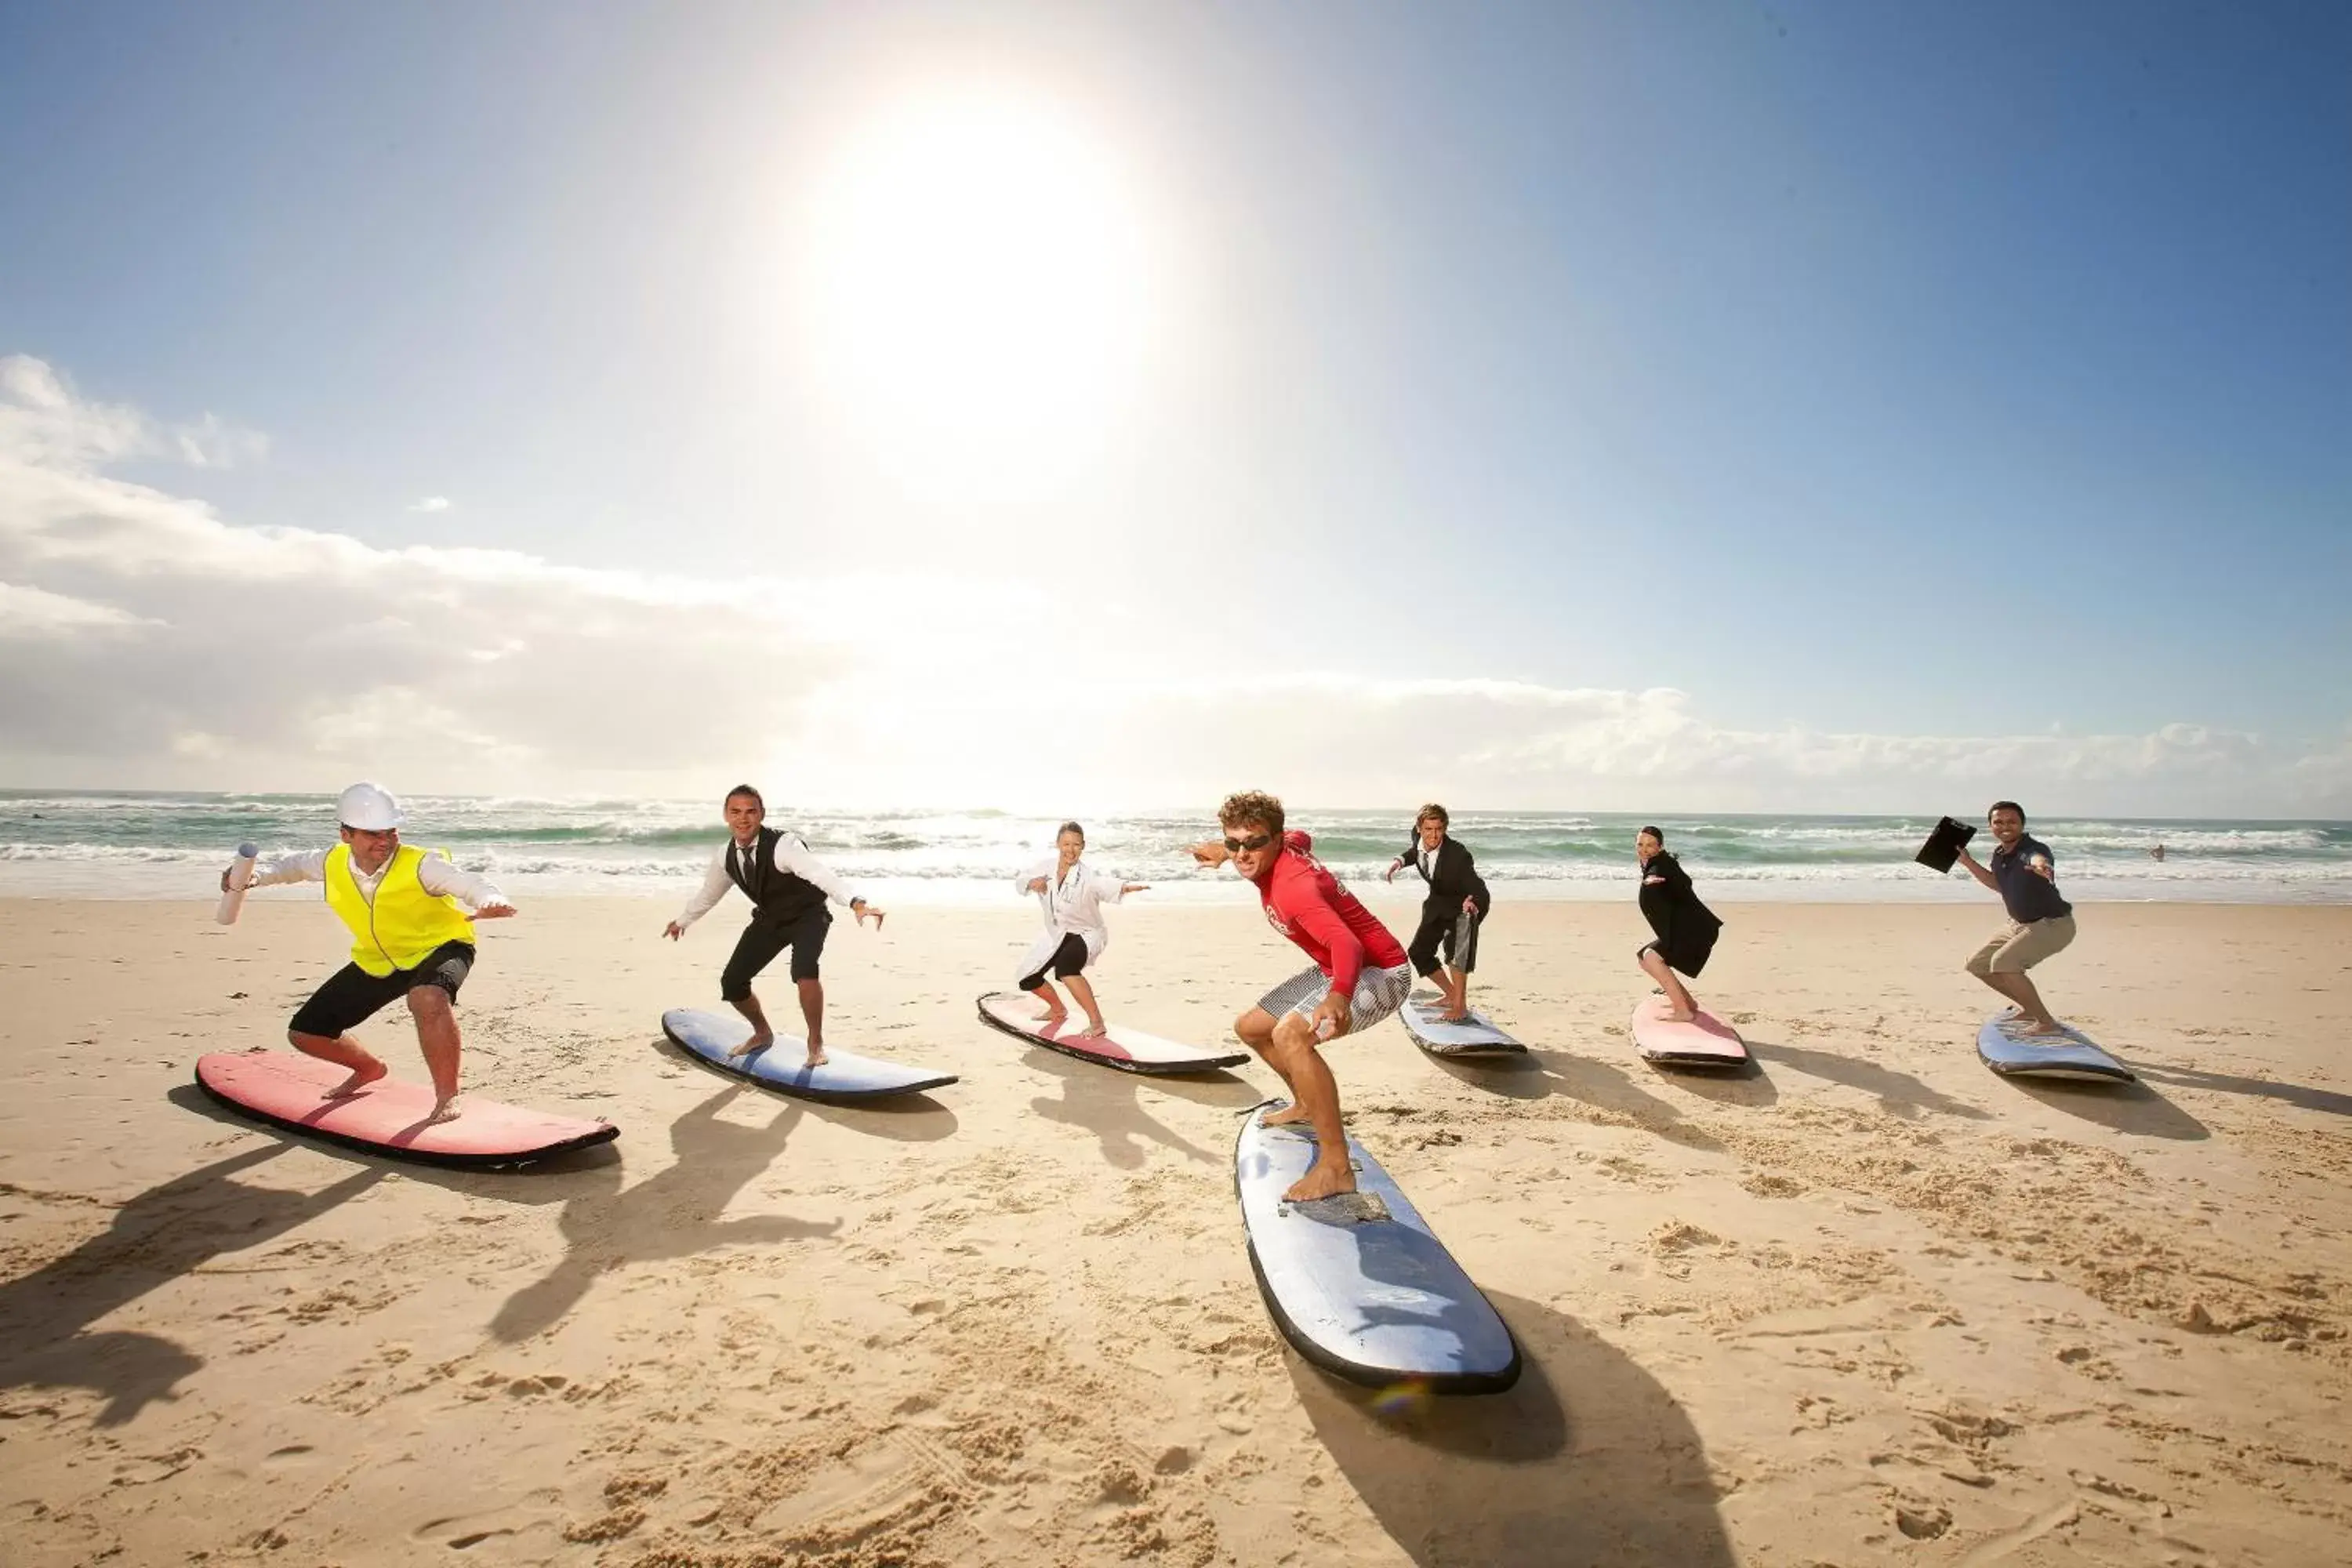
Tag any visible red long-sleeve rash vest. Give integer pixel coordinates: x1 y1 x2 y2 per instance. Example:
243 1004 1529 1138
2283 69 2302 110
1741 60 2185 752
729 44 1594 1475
1249 831 1409 993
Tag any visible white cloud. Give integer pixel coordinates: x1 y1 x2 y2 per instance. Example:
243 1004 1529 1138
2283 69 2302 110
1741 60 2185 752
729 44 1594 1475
410 495 452 513
0 580 162 638
0 354 267 474
173 412 270 470
0 353 2343 815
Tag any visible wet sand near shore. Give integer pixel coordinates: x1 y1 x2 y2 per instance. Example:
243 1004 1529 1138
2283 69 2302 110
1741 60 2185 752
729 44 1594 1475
3 898 2350 1565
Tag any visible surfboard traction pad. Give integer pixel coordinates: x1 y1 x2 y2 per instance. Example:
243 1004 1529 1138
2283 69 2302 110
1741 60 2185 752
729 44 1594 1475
1976 1013 2136 1083
660 1012 958 1102
192 1058 617 1171
1233 1105 1522 1396
973 992 1250 1075
1399 994 1528 1058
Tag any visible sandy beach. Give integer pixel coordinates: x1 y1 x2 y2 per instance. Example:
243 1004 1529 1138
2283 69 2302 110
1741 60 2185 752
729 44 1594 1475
4 895 2350 1566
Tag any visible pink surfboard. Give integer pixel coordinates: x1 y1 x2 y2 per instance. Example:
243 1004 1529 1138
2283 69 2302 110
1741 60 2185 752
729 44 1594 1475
975 992 1249 1075
194 1051 618 1168
1630 995 1750 1069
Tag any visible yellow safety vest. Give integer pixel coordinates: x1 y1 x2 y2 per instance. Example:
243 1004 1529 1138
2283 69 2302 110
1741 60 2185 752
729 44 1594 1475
323 843 477 977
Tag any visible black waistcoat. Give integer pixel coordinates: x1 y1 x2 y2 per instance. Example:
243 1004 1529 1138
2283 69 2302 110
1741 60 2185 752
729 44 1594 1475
726 826 829 926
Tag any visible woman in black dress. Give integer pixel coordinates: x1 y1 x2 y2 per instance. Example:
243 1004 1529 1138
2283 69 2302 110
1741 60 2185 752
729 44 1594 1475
1636 826 1721 1022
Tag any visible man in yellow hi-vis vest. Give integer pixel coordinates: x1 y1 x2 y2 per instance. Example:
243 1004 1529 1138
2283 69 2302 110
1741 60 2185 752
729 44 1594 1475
226 782 516 1123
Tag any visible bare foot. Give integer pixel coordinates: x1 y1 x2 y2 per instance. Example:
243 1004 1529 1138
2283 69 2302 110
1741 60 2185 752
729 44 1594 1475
804 1042 829 1068
1284 1159 1357 1203
2012 1018 2067 1039
1439 1007 1470 1023
1262 1102 1313 1129
423 1096 461 1126
1033 1004 1065 1022
321 1061 388 1100
1077 1020 1107 1038
1662 1009 1696 1023
728 1030 774 1058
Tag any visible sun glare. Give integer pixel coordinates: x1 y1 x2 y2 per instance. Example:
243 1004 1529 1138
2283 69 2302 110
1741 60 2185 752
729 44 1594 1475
799 89 1160 482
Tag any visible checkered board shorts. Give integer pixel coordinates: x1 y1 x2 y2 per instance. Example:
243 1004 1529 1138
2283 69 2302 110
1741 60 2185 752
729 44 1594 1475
1255 961 1417 1035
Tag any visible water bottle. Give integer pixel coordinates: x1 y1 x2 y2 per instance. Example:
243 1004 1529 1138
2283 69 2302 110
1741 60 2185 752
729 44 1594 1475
216 842 260 926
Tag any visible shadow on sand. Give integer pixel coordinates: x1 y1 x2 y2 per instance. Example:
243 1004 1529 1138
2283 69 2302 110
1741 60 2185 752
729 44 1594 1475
0 1138 384 1425
1293 1290 1736 1566
1647 1053 1778 1109
1745 1037 1989 1121
656 1036 960 1142
2002 1076 2210 1141
1024 1050 1261 1169
1525 1051 1726 1155
491 1084 840 1341
2134 1063 2352 1121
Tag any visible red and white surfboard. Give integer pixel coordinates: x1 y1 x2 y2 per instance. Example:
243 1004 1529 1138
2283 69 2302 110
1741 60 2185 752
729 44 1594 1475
975 993 1248 1075
195 1051 617 1167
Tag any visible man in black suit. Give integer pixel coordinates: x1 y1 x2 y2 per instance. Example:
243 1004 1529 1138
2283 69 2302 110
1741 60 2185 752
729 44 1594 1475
1385 804 1492 1022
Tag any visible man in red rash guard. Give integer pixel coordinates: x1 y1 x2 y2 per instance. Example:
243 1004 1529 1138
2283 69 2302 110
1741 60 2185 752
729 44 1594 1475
1191 789 1415 1202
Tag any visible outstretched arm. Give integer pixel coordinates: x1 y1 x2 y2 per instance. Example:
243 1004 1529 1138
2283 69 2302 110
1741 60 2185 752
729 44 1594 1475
241 848 332 888
1953 846 1998 891
1189 840 1232 870
666 848 733 938
417 852 517 919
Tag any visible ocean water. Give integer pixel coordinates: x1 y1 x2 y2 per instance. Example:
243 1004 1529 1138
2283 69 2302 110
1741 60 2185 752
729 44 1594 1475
2 792 2347 906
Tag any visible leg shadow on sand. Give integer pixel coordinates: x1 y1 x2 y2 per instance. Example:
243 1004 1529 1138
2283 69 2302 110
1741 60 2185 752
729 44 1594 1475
491 1085 840 1342
1292 1291 1737 1567
0 1142 384 1425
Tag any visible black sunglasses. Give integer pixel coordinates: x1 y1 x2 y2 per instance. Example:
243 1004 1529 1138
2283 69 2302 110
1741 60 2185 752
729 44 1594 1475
1222 831 1276 854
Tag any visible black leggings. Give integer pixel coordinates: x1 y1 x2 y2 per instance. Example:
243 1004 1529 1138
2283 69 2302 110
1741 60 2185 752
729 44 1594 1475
1019 932 1089 991
1408 906 1481 978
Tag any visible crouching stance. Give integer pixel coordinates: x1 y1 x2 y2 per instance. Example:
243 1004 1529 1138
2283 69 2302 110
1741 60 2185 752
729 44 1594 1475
1385 803 1491 1022
232 782 515 1123
663 784 883 1067
1015 821 1149 1036
1955 800 2077 1037
1192 790 1414 1203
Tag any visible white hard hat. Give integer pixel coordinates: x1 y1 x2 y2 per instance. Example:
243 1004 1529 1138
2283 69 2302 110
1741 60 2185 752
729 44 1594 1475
336 781 405 832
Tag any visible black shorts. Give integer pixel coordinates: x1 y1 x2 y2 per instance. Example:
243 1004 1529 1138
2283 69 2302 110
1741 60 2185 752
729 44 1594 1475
289 941 474 1039
721 909 832 1000
1408 906 1483 978
1018 931 1089 991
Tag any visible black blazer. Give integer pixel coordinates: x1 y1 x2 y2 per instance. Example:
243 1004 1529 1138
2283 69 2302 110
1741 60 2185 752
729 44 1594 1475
1403 837 1492 918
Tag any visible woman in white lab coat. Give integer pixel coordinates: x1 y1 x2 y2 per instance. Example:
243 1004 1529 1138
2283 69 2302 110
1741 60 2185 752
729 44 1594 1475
1014 822 1149 1036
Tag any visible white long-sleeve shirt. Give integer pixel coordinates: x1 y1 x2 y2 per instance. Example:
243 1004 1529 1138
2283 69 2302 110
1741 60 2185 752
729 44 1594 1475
250 846 510 910
672 833 858 932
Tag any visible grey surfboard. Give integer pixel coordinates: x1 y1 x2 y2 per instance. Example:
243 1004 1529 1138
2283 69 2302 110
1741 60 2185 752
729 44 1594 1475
1976 1011 2134 1083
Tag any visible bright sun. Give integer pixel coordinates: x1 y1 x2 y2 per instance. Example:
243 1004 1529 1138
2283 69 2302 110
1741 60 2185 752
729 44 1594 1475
799 89 1160 477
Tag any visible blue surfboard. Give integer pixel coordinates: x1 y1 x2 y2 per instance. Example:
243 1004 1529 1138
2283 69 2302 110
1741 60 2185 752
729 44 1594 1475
1399 994 1526 1059
1234 1103 1519 1394
661 1008 957 1102
1976 1011 2134 1083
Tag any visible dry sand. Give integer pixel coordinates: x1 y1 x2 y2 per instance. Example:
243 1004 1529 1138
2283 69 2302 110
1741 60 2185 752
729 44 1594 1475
3 895 2350 1566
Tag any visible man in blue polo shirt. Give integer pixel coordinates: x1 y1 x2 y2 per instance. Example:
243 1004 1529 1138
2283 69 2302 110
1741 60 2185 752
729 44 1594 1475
1955 800 2075 1036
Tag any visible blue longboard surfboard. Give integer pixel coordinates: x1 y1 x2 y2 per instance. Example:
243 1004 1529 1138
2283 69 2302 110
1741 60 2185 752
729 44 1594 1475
1976 1011 2134 1084
1399 993 1526 1059
1233 1103 1519 1394
661 1008 957 1102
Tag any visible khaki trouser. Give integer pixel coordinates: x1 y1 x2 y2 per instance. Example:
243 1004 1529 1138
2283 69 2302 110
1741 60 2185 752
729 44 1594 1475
1964 914 2077 977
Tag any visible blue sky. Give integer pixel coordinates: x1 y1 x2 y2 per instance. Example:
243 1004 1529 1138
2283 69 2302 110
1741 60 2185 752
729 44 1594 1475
1 2 2346 810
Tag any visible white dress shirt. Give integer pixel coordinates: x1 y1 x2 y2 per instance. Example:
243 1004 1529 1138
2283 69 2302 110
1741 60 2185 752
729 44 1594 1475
672 832 858 932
